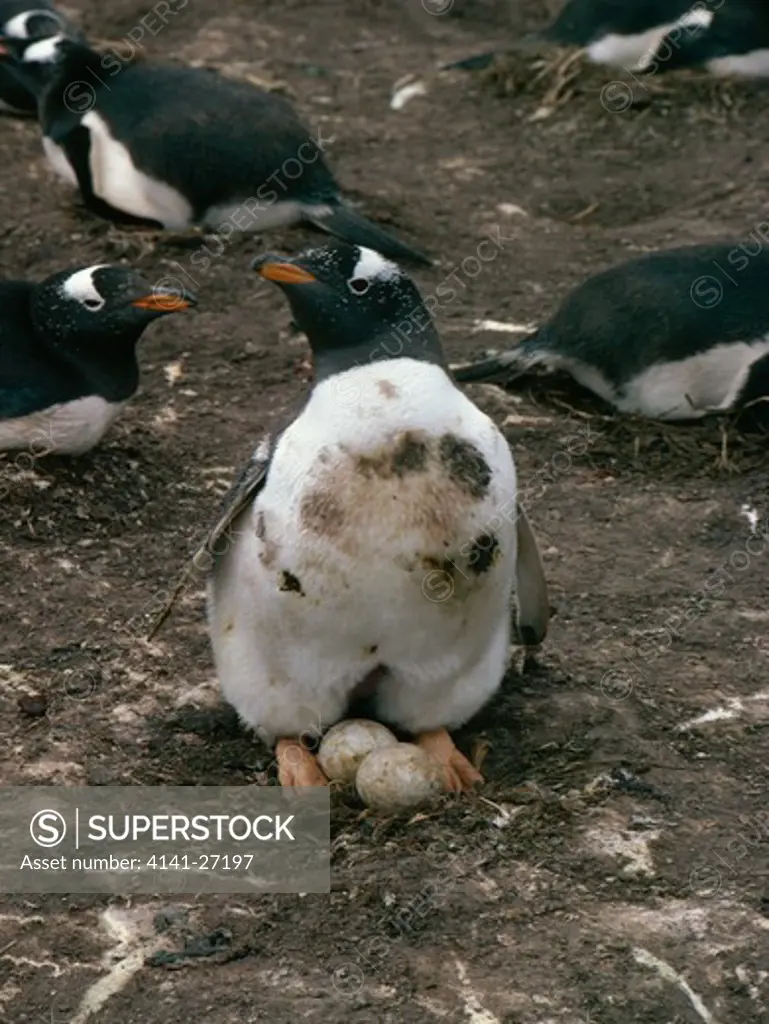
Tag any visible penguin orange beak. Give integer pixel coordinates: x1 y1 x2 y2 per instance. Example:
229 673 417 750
133 292 195 312
255 262 317 285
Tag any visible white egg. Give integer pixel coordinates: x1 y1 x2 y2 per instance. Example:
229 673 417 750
317 719 399 784
355 742 444 813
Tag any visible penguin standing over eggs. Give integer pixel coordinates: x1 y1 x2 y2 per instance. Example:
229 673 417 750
195 241 549 790
0 33 431 263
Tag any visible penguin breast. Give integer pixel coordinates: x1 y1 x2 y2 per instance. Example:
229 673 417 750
79 111 194 228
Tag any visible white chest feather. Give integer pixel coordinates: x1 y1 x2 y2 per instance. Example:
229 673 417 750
707 49 769 78
42 136 78 188
78 111 194 229
587 28 666 68
544 336 769 420
0 396 126 455
620 339 769 420
208 359 519 742
588 9 713 69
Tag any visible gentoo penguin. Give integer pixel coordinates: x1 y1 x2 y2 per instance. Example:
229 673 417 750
646 0 769 78
451 242 769 422
443 0 713 73
0 0 80 113
0 264 195 455
0 35 431 264
201 240 549 790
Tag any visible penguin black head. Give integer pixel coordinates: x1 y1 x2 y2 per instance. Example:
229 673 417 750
31 264 196 352
251 240 446 377
1 8 65 40
0 31 67 93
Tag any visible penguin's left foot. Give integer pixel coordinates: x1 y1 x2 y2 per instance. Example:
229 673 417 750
415 728 483 793
275 738 329 786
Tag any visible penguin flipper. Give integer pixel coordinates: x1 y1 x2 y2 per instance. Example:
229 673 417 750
193 434 274 567
513 503 549 646
146 434 274 639
303 202 432 267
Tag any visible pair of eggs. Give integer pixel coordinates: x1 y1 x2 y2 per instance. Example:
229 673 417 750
317 719 444 812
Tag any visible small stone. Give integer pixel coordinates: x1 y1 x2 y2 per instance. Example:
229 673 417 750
18 693 47 718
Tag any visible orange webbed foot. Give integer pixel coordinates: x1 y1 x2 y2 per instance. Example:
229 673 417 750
415 728 483 793
276 738 329 787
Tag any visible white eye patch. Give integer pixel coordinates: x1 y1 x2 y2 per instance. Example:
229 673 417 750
23 33 64 63
62 265 108 311
351 247 400 284
3 10 60 38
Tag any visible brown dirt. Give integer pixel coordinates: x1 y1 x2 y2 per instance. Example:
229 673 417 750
2 1 769 1022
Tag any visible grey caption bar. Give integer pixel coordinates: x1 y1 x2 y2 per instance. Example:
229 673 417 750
0 786 330 894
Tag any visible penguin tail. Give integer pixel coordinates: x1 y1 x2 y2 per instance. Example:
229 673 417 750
451 332 544 383
303 201 432 267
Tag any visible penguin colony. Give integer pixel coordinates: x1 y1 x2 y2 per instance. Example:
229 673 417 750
2 0 768 801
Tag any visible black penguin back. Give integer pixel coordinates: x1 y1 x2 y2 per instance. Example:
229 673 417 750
40 46 342 220
545 0 695 46
541 244 769 385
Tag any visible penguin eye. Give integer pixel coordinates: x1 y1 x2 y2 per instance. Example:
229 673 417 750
83 298 102 310
348 277 370 295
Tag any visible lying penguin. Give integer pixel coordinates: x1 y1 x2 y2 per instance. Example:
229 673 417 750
646 0 769 78
0 33 431 265
0 0 80 113
443 0 713 74
451 242 769 422
198 240 549 790
0 264 194 455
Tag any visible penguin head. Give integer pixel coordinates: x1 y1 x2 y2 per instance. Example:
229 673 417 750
252 240 445 374
0 31 68 93
31 265 197 352
1 9 66 41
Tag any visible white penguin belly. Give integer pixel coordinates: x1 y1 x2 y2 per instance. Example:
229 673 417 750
0 396 126 455
80 111 194 228
707 50 769 78
619 339 769 420
589 9 714 70
208 359 518 744
588 28 669 69
42 136 79 188
201 200 306 233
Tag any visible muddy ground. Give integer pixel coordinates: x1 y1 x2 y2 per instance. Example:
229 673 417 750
1 0 769 1021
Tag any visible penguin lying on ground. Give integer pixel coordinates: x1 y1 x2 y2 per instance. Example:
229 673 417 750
198 240 549 790
646 0 769 78
0 264 195 455
0 34 431 265
0 0 80 113
451 243 769 423
443 0 713 73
